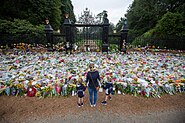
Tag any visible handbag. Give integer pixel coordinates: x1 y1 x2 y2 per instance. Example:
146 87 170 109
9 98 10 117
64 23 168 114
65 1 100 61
89 73 100 91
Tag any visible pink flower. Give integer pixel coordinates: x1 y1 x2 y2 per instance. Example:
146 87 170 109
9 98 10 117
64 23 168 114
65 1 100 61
16 60 19 64
55 85 61 93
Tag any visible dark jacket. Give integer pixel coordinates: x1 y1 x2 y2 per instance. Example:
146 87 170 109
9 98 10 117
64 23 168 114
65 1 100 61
105 81 113 90
76 83 86 97
76 83 86 93
86 71 100 89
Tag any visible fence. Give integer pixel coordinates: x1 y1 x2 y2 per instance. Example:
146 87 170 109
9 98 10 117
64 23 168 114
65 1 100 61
133 36 185 50
0 33 46 48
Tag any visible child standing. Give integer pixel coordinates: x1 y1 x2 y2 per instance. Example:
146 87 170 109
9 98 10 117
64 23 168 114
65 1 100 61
76 77 86 107
101 76 113 105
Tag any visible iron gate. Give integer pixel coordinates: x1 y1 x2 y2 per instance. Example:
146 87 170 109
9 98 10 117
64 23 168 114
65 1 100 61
71 24 103 52
51 8 128 53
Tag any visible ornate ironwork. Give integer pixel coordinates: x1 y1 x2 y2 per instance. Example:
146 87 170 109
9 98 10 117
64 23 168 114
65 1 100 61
77 8 107 24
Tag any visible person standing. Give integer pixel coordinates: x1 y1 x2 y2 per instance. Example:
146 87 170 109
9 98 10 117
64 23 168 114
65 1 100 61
101 76 113 105
86 63 101 107
76 77 86 107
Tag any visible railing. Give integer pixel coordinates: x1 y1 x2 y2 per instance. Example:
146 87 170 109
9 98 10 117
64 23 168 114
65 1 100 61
133 36 185 50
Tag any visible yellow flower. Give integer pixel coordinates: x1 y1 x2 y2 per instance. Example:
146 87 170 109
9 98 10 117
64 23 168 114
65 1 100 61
168 79 173 83
35 91 41 97
28 81 32 86
69 84 76 87
17 84 22 88
133 77 138 82
82 82 86 86
35 84 41 88
181 79 185 83
45 87 50 92
49 86 53 91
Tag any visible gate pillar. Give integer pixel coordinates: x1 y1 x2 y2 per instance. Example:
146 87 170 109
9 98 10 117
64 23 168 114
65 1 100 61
102 13 109 53
63 14 72 54
120 19 129 53
44 19 53 51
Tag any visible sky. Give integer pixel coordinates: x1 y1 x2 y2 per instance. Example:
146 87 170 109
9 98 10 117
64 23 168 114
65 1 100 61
71 0 134 25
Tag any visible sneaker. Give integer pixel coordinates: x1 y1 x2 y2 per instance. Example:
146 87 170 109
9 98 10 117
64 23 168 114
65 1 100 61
78 103 81 107
101 101 107 105
90 104 93 107
109 96 112 100
93 104 96 107
81 103 84 106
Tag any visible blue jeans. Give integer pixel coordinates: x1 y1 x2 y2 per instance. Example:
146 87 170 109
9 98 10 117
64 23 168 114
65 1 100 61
88 86 98 105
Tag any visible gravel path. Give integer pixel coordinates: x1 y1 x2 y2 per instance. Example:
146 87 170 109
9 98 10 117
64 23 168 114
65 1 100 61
0 93 185 123
24 110 185 123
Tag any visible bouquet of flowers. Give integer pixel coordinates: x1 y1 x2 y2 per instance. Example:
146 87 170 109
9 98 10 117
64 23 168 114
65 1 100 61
61 84 68 96
0 84 7 95
10 85 17 96
42 86 53 98
54 83 63 96
66 84 76 96
27 86 36 97
162 83 174 95
125 84 131 94
151 85 162 98
4 82 12 96
132 85 141 97
16 83 26 97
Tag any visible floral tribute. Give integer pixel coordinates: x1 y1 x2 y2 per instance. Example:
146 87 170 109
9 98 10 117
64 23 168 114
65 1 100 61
0 50 185 98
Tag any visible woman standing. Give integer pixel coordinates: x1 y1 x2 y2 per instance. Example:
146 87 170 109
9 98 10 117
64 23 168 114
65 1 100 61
86 63 101 107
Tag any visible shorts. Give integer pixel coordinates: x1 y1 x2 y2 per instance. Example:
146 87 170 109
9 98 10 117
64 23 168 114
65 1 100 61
78 91 84 98
105 88 113 95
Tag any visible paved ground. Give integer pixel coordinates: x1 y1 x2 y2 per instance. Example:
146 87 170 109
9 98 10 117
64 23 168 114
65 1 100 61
0 93 185 123
24 110 185 123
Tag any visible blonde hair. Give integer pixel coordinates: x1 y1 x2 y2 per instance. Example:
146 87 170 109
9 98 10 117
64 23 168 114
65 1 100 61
89 63 94 68
78 77 83 83
107 76 112 82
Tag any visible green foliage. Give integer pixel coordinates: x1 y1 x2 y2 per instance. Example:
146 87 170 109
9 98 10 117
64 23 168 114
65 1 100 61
153 12 185 37
109 44 118 52
0 0 75 30
61 0 76 23
131 11 185 50
115 17 125 32
125 0 185 42
143 29 155 38
0 19 44 34
126 0 159 40
0 19 46 45
109 22 115 34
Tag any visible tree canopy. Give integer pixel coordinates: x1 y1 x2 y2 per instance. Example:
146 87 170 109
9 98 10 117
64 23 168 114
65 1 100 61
0 0 75 30
117 0 185 42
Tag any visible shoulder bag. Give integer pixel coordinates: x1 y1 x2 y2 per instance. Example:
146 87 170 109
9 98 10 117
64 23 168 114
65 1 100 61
89 73 100 91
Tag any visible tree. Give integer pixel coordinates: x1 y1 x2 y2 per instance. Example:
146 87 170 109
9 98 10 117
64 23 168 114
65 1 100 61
109 22 115 34
0 19 44 34
152 12 185 37
125 0 184 41
0 0 75 30
126 0 161 41
61 0 76 24
115 17 124 32
0 19 45 45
